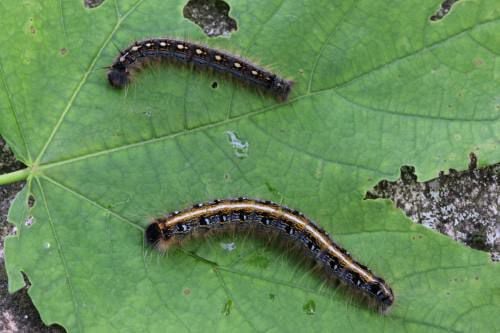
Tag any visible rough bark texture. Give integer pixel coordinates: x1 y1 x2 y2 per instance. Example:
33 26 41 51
366 159 499 261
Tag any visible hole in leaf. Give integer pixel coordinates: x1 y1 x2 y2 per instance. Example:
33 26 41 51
183 0 237 37
28 195 35 208
84 0 105 8
430 0 460 21
211 81 218 89
365 153 499 261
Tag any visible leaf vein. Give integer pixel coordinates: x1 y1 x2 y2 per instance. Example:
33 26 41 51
35 0 148 164
313 17 500 93
41 175 143 231
0 58 31 163
35 177 83 332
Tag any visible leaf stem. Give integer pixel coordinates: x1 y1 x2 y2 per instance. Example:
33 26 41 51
0 168 30 185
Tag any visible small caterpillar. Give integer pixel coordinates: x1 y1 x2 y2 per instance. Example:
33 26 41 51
146 198 394 309
108 38 293 101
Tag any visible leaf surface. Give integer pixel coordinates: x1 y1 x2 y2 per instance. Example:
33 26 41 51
1 0 499 331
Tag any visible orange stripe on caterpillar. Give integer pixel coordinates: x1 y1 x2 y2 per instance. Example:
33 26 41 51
146 197 394 309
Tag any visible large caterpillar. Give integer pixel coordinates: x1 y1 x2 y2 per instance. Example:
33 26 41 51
146 198 394 309
108 38 293 101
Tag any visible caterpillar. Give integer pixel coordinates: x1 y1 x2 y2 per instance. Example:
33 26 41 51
108 38 293 101
145 198 394 309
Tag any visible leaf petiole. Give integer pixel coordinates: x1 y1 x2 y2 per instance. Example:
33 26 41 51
0 168 30 185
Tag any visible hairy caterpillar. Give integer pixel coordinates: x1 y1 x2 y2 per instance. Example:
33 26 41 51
146 198 394 309
108 38 293 101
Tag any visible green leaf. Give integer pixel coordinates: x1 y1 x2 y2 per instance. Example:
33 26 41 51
1 0 499 331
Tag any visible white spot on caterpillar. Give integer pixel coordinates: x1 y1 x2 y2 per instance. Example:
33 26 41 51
196 49 203 55
177 44 185 50
131 46 141 51
234 62 242 68
160 42 166 47
145 43 152 47
251 70 258 75
225 131 249 158
215 55 222 61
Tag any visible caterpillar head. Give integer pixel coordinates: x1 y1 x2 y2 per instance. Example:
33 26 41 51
269 77 293 101
107 63 130 88
145 221 176 252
